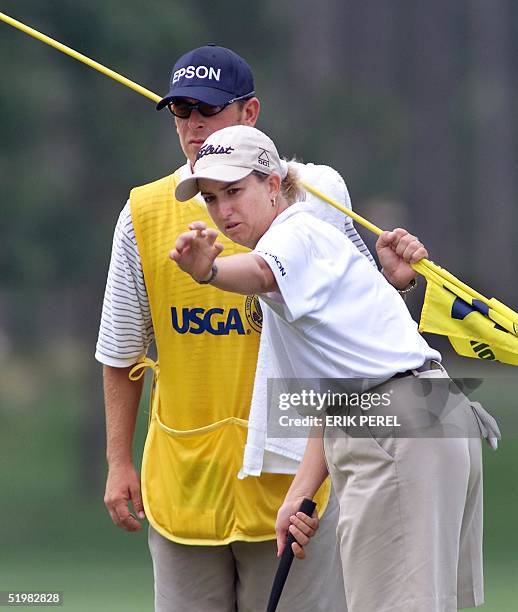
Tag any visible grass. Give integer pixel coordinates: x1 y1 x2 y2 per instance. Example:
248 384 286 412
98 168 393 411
2 549 153 611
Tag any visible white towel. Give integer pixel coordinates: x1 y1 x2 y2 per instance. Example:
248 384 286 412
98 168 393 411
238 317 307 479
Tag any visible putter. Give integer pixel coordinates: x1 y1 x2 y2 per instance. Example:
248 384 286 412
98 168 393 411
266 497 317 612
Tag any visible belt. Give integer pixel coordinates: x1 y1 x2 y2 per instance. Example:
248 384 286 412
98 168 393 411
392 359 441 379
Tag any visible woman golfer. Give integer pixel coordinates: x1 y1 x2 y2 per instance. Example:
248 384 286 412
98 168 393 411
171 125 493 612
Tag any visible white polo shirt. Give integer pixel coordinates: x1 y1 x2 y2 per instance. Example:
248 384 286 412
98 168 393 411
253 203 441 382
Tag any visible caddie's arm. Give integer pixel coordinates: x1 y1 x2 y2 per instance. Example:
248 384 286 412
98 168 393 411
103 365 146 532
170 221 278 295
275 425 328 560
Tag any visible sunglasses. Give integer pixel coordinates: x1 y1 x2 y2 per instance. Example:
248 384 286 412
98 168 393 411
168 91 255 119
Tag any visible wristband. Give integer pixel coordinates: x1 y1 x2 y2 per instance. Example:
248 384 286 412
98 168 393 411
381 268 418 294
196 264 218 285
397 277 417 294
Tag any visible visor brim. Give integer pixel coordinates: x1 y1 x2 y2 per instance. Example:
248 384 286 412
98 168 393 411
175 166 254 201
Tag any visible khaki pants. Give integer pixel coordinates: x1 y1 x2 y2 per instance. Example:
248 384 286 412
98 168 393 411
149 488 346 611
324 371 485 612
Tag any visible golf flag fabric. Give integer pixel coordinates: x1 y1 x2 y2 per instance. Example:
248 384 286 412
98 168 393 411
419 265 518 365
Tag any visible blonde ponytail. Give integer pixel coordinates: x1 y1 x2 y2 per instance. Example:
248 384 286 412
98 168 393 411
251 160 305 205
281 161 305 205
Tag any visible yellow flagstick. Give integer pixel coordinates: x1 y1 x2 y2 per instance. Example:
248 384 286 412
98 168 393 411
301 181 383 236
2 10 517 329
0 11 161 104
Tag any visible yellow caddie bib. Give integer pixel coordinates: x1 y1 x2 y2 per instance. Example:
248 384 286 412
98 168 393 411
130 169 329 545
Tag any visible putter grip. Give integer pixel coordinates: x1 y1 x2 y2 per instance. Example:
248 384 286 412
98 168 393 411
284 497 317 554
266 497 317 612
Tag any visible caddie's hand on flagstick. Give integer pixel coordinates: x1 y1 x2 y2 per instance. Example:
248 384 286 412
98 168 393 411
377 228 429 290
3 9 518 364
170 221 224 282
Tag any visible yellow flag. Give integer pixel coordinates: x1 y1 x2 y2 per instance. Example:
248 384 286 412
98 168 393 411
419 272 518 365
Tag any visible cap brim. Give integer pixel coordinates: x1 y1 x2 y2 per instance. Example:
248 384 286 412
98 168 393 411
156 86 234 111
175 166 253 201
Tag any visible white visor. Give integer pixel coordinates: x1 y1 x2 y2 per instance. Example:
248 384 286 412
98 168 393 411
175 125 288 202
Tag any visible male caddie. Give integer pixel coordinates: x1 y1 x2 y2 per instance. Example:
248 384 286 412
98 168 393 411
96 44 426 611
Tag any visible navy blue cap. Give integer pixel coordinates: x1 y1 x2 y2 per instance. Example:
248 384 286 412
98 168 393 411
156 44 255 110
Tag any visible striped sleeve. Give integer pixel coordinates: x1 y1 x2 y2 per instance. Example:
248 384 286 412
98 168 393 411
339 180 377 268
95 201 154 367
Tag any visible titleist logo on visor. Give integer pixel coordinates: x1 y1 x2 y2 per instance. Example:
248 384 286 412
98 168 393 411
172 65 222 84
196 144 235 161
